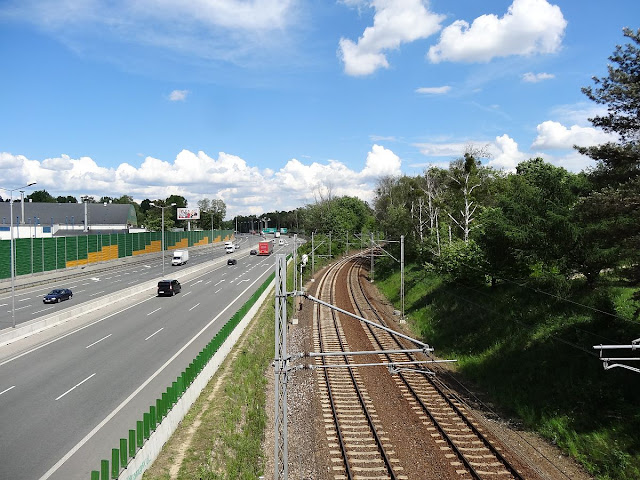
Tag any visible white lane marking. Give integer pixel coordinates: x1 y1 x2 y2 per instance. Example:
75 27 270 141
19 298 31 302
183 292 192 297
192 280 202 285
0 296 154 368
89 291 105 297
55 373 96 401
75 290 86 294
145 328 164 341
147 308 161 316
205 280 212 285
0 386 16 396
86 334 112 349
144 265 151 268
214 280 225 286
214 288 222 294
11 305 31 311
90 278 100 282
189 303 200 312
32 306 55 315
0 303 7 307
104 277 112 280
127 281 137 285
38 264 273 479
238 279 249 284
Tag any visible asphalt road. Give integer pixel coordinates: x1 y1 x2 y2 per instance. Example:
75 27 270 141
0 234 255 329
0 237 293 480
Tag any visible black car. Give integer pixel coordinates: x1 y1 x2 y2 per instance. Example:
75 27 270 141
249 249 257 255
157 279 181 296
43 288 73 304
227 258 237 265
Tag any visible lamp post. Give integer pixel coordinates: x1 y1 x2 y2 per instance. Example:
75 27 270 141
149 202 176 277
1 182 37 328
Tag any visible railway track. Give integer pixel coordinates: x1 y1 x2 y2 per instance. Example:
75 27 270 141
310 254 544 480
347 258 544 480
313 256 404 480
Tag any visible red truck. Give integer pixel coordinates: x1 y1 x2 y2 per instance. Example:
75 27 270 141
258 241 273 255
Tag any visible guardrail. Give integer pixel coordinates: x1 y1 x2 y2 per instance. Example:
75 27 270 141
89 269 276 480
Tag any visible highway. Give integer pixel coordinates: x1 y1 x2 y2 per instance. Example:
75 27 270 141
0 235 254 329
0 236 293 480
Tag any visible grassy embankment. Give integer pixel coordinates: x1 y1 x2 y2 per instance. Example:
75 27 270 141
374 259 640 480
142 292 275 480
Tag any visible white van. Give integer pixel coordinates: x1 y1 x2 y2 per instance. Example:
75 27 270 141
225 245 234 254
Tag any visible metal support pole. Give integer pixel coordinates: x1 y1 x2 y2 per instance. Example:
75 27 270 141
328 231 331 258
311 232 315 276
370 232 374 282
161 209 165 277
346 231 349 257
401 235 405 322
10 196 15 327
293 234 298 293
274 254 288 480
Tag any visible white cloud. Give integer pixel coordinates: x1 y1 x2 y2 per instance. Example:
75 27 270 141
0 0 298 68
531 121 616 150
413 142 468 157
0 145 402 217
487 134 527 171
522 72 554 83
339 0 444 76
416 85 451 94
549 103 608 127
427 0 566 63
169 89 189 101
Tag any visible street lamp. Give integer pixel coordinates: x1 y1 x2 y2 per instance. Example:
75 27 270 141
1 182 37 328
149 202 176 277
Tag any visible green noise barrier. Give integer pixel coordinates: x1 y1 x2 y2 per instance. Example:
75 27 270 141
90 270 276 479
0 229 234 280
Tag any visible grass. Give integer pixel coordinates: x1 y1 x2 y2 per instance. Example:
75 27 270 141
142 292 275 480
375 257 640 480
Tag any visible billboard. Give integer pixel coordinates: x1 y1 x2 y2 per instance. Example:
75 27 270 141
177 208 200 220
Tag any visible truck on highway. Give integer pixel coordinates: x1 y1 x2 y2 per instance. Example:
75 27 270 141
171 250 189 266
258 241 273 256
274 231 281 238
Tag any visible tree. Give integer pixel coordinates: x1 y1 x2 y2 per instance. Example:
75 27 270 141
27 190 56 203
446 150 493 243
575 27 640 282
56 195 77 203
478 158 586 284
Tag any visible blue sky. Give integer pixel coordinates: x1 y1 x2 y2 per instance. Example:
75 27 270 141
0 0 637 218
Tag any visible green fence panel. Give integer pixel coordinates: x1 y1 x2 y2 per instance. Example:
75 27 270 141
101 459 109 480
0 240 9 278
119 438 127 468
43 237 57 272
32 238 44 274
15 238 31 276
87 235 97 257
66 237 78 263
128 429 135 458
111 448 119 479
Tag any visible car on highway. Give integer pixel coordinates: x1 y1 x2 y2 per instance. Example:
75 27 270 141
43 288 73 303
157 279 181 296
227 258 237 265
250 249 257 255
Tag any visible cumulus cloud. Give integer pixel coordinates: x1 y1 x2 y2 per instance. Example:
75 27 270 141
531 121 617 150
427 0 566 63
416 85 451 94
169 89 189 101
522 72 554 83
0 145 402 217
487 134 528 171
339 0 444 76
